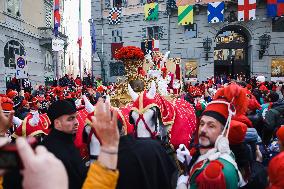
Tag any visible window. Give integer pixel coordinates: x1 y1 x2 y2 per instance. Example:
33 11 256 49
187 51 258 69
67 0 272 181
45 51 53 72
7 0 21 16
105 0 111 7
272 17 284 32
147 26 160 40
4 40 25 69
113 0 122 7
112 29 122 42
109 62 125 76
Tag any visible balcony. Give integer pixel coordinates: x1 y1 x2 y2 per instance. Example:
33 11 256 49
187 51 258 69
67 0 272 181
38 27 68 50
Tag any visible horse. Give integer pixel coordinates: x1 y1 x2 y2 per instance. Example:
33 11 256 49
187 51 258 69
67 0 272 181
128 81 197 149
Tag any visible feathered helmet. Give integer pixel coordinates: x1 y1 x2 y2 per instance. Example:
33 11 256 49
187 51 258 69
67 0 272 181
0 97 14 113
202 83 248 137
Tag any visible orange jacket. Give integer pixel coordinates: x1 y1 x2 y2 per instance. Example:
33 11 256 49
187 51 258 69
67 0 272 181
82 161 119 189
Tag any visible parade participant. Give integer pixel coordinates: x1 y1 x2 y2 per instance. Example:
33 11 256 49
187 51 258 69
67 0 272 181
75 75 82 86
276 126 284 152
177 83 246 189
0 98 119 189
267 151 284 189
12 97 51 140
0 97 14 135
42 99 88 189
188 86 207 117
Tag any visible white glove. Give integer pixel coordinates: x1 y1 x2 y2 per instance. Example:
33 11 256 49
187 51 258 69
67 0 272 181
13 116 23 127
176 144 192 165
29 111 40 126
177 174 189 186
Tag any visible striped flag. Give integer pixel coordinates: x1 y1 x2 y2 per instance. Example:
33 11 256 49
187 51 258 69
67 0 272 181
238 0 256 21
178 5 193 25
144 3 159 21
53 0 60 37
267 0 284 17
208 2 224 23
77 0 82 48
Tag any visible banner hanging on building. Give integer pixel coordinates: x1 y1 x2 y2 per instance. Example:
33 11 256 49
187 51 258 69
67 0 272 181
177 0 230 6
108 7 122 25
178 5 193 25
144 3 159 21
53 0 60 37
267 0 284 17
208 2 224 23
238 0 256 21
15 55 28 79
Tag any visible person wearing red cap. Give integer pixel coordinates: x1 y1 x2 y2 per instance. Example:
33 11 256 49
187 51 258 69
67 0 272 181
276 126 284 152
0 97 15 136
177 83 247 189
267 151 284 189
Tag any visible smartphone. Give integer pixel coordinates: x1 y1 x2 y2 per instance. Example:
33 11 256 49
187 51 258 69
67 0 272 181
0 137 37 169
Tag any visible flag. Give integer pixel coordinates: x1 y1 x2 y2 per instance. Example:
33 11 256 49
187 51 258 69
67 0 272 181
54 0 60 10
111 43 123 58
238 0 256 21
141 40 153 54
91 19 96 53
178 5 193 25
77 21 82 48
152 39 159 51
77 0 82 48
53 0 60 37
177 0 229 6
208 2 224 23
108 7 122 24
144 3 159 21
267 0 284 17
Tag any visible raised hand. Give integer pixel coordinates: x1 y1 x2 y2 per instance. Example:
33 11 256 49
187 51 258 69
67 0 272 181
16 138 68 189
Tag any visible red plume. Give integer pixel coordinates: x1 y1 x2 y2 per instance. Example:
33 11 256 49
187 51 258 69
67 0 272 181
214 83 248 115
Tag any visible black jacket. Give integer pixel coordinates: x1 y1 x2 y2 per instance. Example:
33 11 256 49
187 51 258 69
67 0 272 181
116 135 178 189
41 129 87 189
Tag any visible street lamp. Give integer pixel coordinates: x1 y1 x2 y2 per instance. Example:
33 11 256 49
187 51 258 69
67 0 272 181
259 34 271 59
203 37 212 61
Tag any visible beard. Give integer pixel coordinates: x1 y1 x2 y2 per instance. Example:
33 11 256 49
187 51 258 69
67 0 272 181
198 133 215 148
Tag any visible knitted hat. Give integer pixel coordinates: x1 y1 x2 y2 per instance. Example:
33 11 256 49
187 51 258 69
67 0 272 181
268 152 284 189
47 99 77 126
276 126 284 144
228 120 247 145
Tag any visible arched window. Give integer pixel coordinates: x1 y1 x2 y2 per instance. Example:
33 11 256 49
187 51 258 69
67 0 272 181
45 51 53 71
7 0 21 16
4 40 25 69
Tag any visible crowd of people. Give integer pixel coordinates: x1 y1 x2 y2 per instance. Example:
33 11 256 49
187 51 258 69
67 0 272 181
0 73 283 189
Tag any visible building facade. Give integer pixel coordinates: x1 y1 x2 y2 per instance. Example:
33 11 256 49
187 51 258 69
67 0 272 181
91 0 284 83
0 0 67 93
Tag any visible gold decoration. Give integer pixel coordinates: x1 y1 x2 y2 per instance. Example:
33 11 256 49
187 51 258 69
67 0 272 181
111 59 148 107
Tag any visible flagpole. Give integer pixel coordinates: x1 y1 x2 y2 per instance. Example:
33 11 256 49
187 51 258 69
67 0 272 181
91 19 94 86
78 0 82 78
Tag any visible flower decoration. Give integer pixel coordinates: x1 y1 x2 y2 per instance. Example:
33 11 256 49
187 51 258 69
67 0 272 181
114 46 144 61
